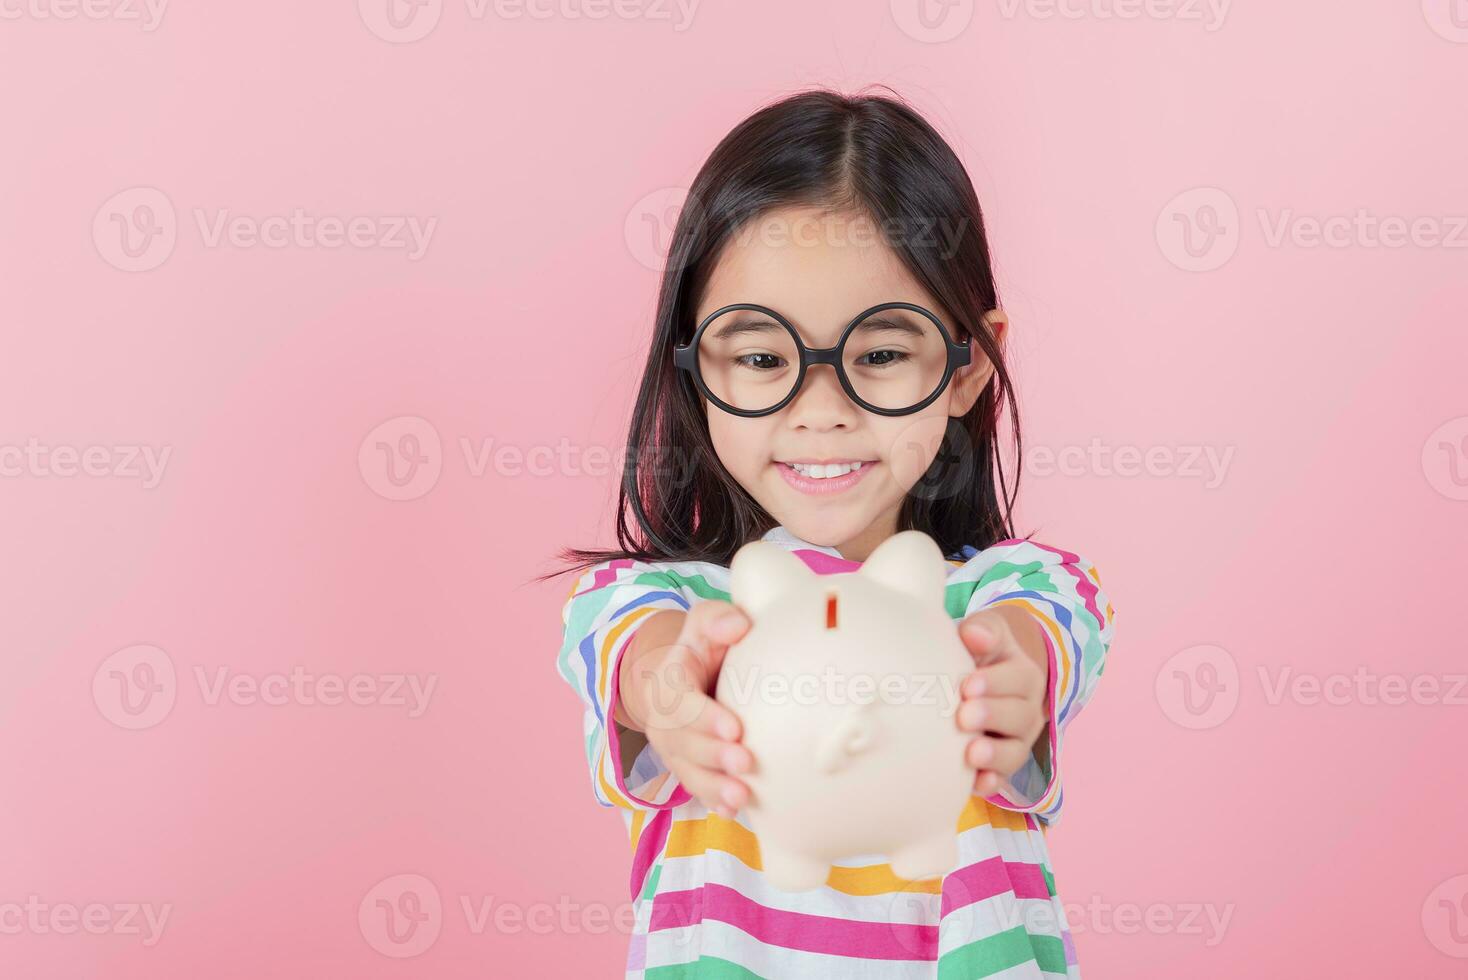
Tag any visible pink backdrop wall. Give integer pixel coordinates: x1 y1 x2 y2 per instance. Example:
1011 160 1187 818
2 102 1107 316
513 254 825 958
2 0 1465 975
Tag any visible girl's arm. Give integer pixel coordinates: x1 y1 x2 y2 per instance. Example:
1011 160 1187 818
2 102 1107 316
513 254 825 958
557 560 694 811
947 540 1116 825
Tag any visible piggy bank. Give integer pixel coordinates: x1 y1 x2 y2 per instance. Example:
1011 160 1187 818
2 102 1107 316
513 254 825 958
713 530 975 892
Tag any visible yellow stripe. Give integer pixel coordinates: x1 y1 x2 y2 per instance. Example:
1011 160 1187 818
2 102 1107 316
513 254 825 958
630 809 646 851
597 605 663 700
664 814 944 895
957 796 1031 834
658 801 1035 895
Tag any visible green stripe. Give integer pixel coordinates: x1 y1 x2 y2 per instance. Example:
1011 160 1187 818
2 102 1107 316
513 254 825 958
938 925 1067 979
644 955 767 979
641 862 662 902
642 570 729 602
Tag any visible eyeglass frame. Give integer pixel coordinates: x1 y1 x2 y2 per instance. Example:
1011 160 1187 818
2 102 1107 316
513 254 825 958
673 301 973 419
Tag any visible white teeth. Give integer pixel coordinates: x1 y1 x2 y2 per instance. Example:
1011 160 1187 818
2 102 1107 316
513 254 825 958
789 461 863 479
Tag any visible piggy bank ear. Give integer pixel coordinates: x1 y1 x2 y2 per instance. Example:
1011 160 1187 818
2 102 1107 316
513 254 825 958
730 541 812 615
858 530 947 607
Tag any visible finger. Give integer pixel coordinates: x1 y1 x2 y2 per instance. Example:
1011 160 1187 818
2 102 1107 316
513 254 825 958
990 737 1034 777
700 602 752 645
969 696 1039 739
959 615 1013 663
970 659 1040 699
972 770 1001 796
675 731 753 774
679 763 750 813
643 685 741 740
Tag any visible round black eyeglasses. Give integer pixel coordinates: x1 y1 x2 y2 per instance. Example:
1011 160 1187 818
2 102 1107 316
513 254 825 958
674 302 972 418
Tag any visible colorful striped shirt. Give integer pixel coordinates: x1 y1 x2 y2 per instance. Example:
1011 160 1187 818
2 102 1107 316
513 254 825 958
556 525 1115 979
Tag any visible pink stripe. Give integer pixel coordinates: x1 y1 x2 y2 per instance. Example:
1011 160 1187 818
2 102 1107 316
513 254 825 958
939 857 1051 916
578 558 632 597
630 810 675 901
793 549 862 575
1024 540 1105 629
651 883 937 960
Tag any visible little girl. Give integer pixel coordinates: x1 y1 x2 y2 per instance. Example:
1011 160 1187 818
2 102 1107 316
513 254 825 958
552 89 1115 979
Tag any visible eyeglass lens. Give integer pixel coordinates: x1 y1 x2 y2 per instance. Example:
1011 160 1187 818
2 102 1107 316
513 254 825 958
695 307 951 413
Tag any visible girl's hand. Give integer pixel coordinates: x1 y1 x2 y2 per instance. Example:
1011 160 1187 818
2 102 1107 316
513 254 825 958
619 600 755 819
953 607 1049 796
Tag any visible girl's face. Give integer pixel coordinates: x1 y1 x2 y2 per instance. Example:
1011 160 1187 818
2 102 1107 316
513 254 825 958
693 206 1003 562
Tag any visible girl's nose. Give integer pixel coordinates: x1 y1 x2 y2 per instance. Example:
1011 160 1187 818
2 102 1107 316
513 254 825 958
787 363 859 430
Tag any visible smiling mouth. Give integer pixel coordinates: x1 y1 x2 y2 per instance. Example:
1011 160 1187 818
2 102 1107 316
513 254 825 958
774 459 877 494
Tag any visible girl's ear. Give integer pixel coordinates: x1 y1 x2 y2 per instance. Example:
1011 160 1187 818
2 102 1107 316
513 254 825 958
948 309 1009 418
730 541 813 615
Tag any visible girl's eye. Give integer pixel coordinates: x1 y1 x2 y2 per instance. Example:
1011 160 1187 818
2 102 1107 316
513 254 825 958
735 353 786 370
855 349 910 368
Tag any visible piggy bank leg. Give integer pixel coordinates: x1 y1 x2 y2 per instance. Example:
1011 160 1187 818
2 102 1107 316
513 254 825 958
889 835 960 883
759 842 831 893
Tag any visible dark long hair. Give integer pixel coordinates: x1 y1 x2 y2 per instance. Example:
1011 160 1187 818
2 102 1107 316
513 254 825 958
540 88 1021 581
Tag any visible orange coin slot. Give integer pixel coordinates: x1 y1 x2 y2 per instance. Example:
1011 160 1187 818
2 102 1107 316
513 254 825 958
826 591 838 630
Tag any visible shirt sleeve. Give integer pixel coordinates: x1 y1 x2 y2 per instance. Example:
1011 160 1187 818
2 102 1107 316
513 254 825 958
950 539 1116 826
556 558 695 811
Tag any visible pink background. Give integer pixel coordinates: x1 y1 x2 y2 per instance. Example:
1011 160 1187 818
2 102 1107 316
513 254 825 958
2 0 1466 975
